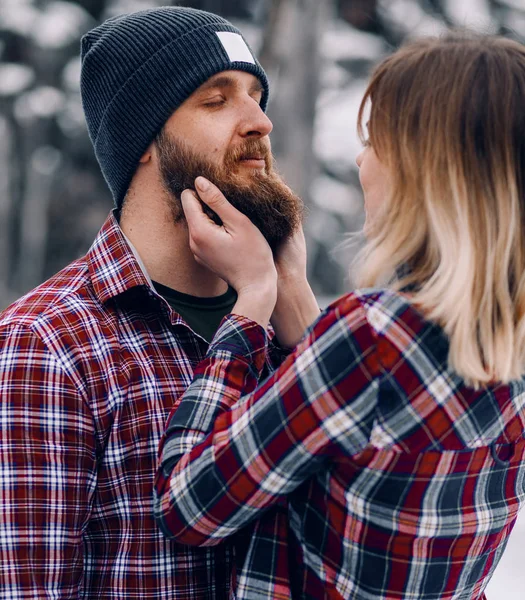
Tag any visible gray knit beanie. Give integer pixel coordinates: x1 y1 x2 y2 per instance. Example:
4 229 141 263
80 6 269 209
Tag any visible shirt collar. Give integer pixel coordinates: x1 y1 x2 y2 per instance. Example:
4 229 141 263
87 210 153 305
86 210 277 342
121 229 154 288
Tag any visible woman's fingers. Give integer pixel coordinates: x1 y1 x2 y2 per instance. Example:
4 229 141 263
181 187 222 229
180 189 207 232
180 178 276 300
180 189 224 259
194 177 247 227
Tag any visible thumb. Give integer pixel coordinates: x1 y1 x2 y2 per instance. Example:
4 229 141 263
180 189 210 234
195 177 244 226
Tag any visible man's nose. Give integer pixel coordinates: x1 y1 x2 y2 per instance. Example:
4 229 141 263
240 99 273 138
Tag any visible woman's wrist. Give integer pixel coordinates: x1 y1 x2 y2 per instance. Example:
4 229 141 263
232 279 277 328
271 279 319 347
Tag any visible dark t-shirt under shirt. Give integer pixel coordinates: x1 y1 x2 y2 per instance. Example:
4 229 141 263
153 280 238 343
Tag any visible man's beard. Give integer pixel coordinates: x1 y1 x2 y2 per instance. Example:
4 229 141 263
155 130 304 252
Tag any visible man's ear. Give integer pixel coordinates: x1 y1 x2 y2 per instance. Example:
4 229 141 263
139 142 155 164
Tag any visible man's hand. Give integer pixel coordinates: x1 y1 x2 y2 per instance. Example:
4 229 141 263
181 177 277 328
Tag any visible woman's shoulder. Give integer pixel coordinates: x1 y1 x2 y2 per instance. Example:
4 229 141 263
322 288 433 339
325 287 413 318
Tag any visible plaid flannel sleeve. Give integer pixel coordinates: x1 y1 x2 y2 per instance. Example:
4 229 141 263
154 293 381 547
0 324 97 599
156 315 269 486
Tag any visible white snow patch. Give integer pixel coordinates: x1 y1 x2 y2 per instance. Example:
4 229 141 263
14 87 65 122
62 57 81 92
31 146 62 176
104 0 164 19
321 21 384 61
407 14 449 38
378 0 429 32
378 0 449 38
0 63 35 97
0 3 39 36
33 1 92 49
320 62 351 91
314 80 369 171
311 175 363 218
307 208 342 243
57 98 85 137
443 0 495 31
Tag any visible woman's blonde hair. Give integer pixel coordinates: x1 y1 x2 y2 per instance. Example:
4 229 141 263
356 32 525 387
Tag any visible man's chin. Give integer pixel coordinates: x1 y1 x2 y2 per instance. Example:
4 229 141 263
230 165 269 183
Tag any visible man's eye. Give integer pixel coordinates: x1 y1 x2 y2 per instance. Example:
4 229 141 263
203 98 226 108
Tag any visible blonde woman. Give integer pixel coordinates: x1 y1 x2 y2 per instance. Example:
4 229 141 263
154 33 525 599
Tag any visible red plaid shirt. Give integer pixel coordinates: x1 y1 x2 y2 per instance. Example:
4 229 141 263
0 211 287 599
155 290 525 599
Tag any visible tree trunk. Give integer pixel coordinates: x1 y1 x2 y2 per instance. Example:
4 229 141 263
263 0 328 207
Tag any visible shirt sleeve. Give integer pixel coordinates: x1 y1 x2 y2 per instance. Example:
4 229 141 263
0 324 97 599
266 336 293 369
266 306 322 370
157 315 269 481
154 293 381 547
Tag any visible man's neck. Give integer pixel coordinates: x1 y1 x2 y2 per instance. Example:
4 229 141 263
119 193 228 298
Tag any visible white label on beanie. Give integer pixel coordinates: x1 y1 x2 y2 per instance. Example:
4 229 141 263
216 32 255 64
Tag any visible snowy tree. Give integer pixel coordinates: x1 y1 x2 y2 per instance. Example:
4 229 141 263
1 0 525 307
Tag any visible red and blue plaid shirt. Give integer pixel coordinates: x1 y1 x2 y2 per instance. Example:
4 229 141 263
155 290 525 599
0 211 288 599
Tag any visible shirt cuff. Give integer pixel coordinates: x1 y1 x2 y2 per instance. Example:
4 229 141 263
208 313 269 374
267 337 293 368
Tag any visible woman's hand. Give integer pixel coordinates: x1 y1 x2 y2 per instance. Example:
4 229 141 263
274 226 308 284
181 177 277 327
271 227 320 348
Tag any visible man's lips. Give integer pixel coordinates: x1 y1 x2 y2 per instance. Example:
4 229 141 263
239 156 266 168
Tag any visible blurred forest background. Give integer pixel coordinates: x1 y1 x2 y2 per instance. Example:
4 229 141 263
1 0 525 308
1 0 525 598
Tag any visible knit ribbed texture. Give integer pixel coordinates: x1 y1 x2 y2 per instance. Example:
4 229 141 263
80 6 269 208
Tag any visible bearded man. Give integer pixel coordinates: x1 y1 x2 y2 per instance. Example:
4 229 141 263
0 6 318 599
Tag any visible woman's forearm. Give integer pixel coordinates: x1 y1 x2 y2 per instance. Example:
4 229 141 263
270 279 320 348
